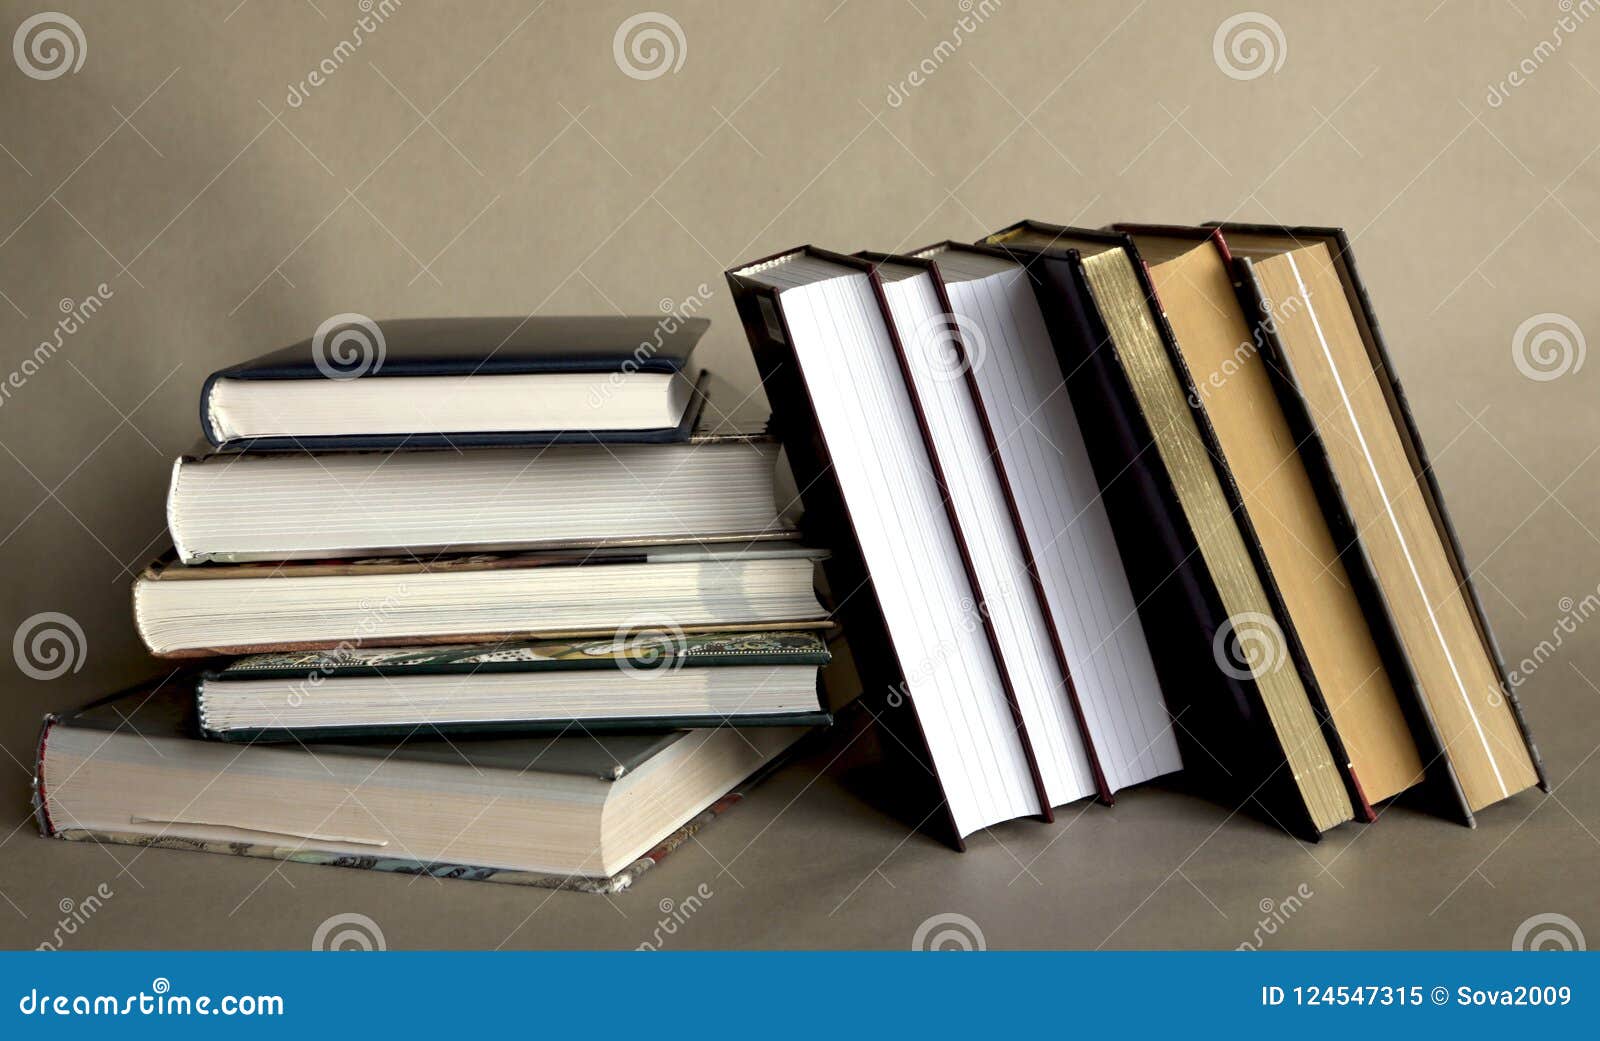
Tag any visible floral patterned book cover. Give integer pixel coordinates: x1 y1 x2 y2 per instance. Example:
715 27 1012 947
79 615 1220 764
209 629 832 679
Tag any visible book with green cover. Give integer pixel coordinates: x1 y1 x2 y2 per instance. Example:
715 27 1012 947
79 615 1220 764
36 677 814 888
197 629 833 741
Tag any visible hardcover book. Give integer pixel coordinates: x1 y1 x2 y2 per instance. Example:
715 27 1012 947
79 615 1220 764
860 249 1181 806
200 315 710 450
1207 221 1546 818
196 629 834 741
1114 223 1429 812
35 678 813 889
165 424 794 565
134 543 831 658
727 247 1054 848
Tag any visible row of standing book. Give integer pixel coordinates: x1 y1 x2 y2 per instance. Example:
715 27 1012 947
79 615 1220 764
727 220 1543 847
32 220 1546 895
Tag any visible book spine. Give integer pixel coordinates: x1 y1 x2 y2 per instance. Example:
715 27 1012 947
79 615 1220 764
725 268 967 850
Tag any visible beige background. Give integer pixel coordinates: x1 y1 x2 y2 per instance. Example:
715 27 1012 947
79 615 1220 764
1 0 1597 949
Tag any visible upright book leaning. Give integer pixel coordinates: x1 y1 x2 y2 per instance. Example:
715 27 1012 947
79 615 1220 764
1207 221 1547 820
727 247 1059 848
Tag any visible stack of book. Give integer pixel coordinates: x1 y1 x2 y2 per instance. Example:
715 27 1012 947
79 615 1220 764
34 316 834 891
726 221 1545 847
34 221 1548 891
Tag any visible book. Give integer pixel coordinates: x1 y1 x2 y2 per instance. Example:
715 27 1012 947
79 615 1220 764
980 221 1360 839
196 629 834 741
859 249 1181 804
166 428 794 564
727 247 1053 848
35 677 812 888
1115 224 1428 810
1210 222 1547 817
133 543 831 658
199 315 708 451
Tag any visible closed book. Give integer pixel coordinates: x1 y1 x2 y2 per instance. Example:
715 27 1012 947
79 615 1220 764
166 422 794 565
196 629 834 741
1114 222 1430 813
1208 221 1546 819
35 677 813 890
133 542 831 658
727 247 1059 849
200 315 708 450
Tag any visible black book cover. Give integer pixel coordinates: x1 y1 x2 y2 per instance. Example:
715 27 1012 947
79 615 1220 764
200 315 709 451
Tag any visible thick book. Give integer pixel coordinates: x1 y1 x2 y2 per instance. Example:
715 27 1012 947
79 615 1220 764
196 630 834 741
1207 221 1547 819
978 221 1362 840
34 677 813 890
859 249 1182 805
1114 223 1430 811
166 425 794 565
133 542 831 658
200 315 709 451
727 247 1055 849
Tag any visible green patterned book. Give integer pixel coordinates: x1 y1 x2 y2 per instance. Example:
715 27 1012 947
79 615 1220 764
197 629 832 741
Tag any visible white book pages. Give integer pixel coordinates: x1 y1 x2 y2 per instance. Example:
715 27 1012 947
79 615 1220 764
925 247 1183 792
168 441 785 563
737 252 1043 837
877 263 1099 807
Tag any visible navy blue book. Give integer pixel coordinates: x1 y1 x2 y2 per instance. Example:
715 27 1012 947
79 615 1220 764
200 315 708 451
